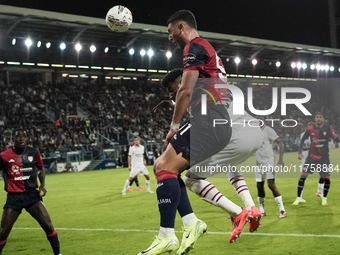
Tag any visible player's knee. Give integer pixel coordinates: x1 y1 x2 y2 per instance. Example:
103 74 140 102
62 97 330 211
42 222 54 234
268 182 276 190
256 181 264 190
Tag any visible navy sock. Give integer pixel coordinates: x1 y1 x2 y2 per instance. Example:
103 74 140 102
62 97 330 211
0 239 7 254
324 178 330 197
297 175 307 197
135 177 140 187
156 171 180 228
47 229 60 255
177 176 193 217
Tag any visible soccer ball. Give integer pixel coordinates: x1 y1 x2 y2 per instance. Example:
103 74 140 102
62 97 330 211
105 5 133 32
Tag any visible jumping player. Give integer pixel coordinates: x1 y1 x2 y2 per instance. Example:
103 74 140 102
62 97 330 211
0 129 60 255
139 10 246 255
293 112 340 206
122 136 153 195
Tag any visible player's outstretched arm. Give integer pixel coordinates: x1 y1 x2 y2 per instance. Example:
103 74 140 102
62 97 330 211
37 166 47 197
128 155 132 171
298 131 309 159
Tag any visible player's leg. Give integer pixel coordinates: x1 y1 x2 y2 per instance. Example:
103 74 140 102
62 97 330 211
293 172 309 205
255 165 266 216
0 208 20 254
122 171 136 195
321 161 331 205
267 179 286 218
316 177 325 198
144 174 153 193
26 201 60 255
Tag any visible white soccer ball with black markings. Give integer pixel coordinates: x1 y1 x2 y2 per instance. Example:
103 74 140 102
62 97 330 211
106 5 133 32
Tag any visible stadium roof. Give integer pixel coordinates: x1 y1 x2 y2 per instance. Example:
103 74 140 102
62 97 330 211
1 4 340 77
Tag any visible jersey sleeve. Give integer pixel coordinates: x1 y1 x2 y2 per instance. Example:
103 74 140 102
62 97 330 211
128 147 133 156
329 127 338 140
183 43 209 71
267 127 279 142
36 150 44 168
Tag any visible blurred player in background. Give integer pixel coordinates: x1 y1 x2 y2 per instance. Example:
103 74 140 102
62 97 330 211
139 10 235 255
122 136 153 195
294 112 340 206
0 129 60 255
255 125 287 218
299 120 325 200
154 68 263 238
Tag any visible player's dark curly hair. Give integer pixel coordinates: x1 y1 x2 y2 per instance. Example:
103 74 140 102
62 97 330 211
12 128 26 137
161 68 183 88
167 10 197 30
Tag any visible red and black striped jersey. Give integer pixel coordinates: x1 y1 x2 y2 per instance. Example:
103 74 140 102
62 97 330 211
182 37 229 108
0 146 43 193
299 125 338 161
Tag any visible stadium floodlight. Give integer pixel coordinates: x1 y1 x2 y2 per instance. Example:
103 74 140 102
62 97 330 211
90 45 96 52
252 59 257 65
104 47 109 53
25 38 32 48
320 65 325 71
275 61 281 67
234 57 240 64
60 43 66 51
46 42 51 48
302 63 307 70
147 49 154 57
325 65 330 71
338 67 340 72
310 64 315 70
140 49 146 56
37 41 41 48
296 62 302 69
129 48 135 55
291 62 296 68
12 38 16 45
330 66 335 72
316 64 321 70
75 43 82 52
166 51 172 59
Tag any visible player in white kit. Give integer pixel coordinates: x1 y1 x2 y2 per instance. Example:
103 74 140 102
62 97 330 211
122 136 153 195
255 125 287 218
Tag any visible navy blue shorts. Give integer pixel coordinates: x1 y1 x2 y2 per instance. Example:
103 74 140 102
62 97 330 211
170 104 231 167
303 157 331 177
4 190 42 214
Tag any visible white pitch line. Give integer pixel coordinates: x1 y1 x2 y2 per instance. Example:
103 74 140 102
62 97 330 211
13 227 340 238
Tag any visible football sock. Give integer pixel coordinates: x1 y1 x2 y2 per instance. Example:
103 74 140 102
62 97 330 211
318 183 324 193
47 229 60 255
134 177 140 187
184 177 242 217
146 180 151 191
0 239 7 254
122 179 130 192
274 196 285 212
257 197 265 214
177 176 196 227
159 227 175 238
297 175 307 197
156 171 180 236
323 178 330 198
227 170 255 210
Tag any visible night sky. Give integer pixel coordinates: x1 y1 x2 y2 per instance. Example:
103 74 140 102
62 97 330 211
0 0 338 48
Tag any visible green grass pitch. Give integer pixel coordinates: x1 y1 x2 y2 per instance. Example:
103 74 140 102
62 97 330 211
1 149 340 254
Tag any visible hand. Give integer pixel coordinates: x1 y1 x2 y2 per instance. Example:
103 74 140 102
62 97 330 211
144 160 147 166
277 159 284 167
128 166 131 171
298 153 303 160
164 128 178 149
38 186 47 197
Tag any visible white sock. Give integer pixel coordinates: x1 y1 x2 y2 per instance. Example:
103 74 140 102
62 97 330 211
122 179 130 192
274 196 285 212
159 227 174 238
146 180 151 191
226 170 255 210
257 197 265 214
183 177 242 217
318 183 324 193
181 213 197 227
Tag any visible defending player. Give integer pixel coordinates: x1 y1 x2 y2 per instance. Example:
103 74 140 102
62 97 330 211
293 112 340 206
255 125 287 218
299 120 325 200
0 129 60 255
154 68 263 237
122 136 153 195
139 10 239 255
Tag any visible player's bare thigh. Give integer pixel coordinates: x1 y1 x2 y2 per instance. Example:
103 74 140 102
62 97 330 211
27 201 54 234
153 143 189 175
